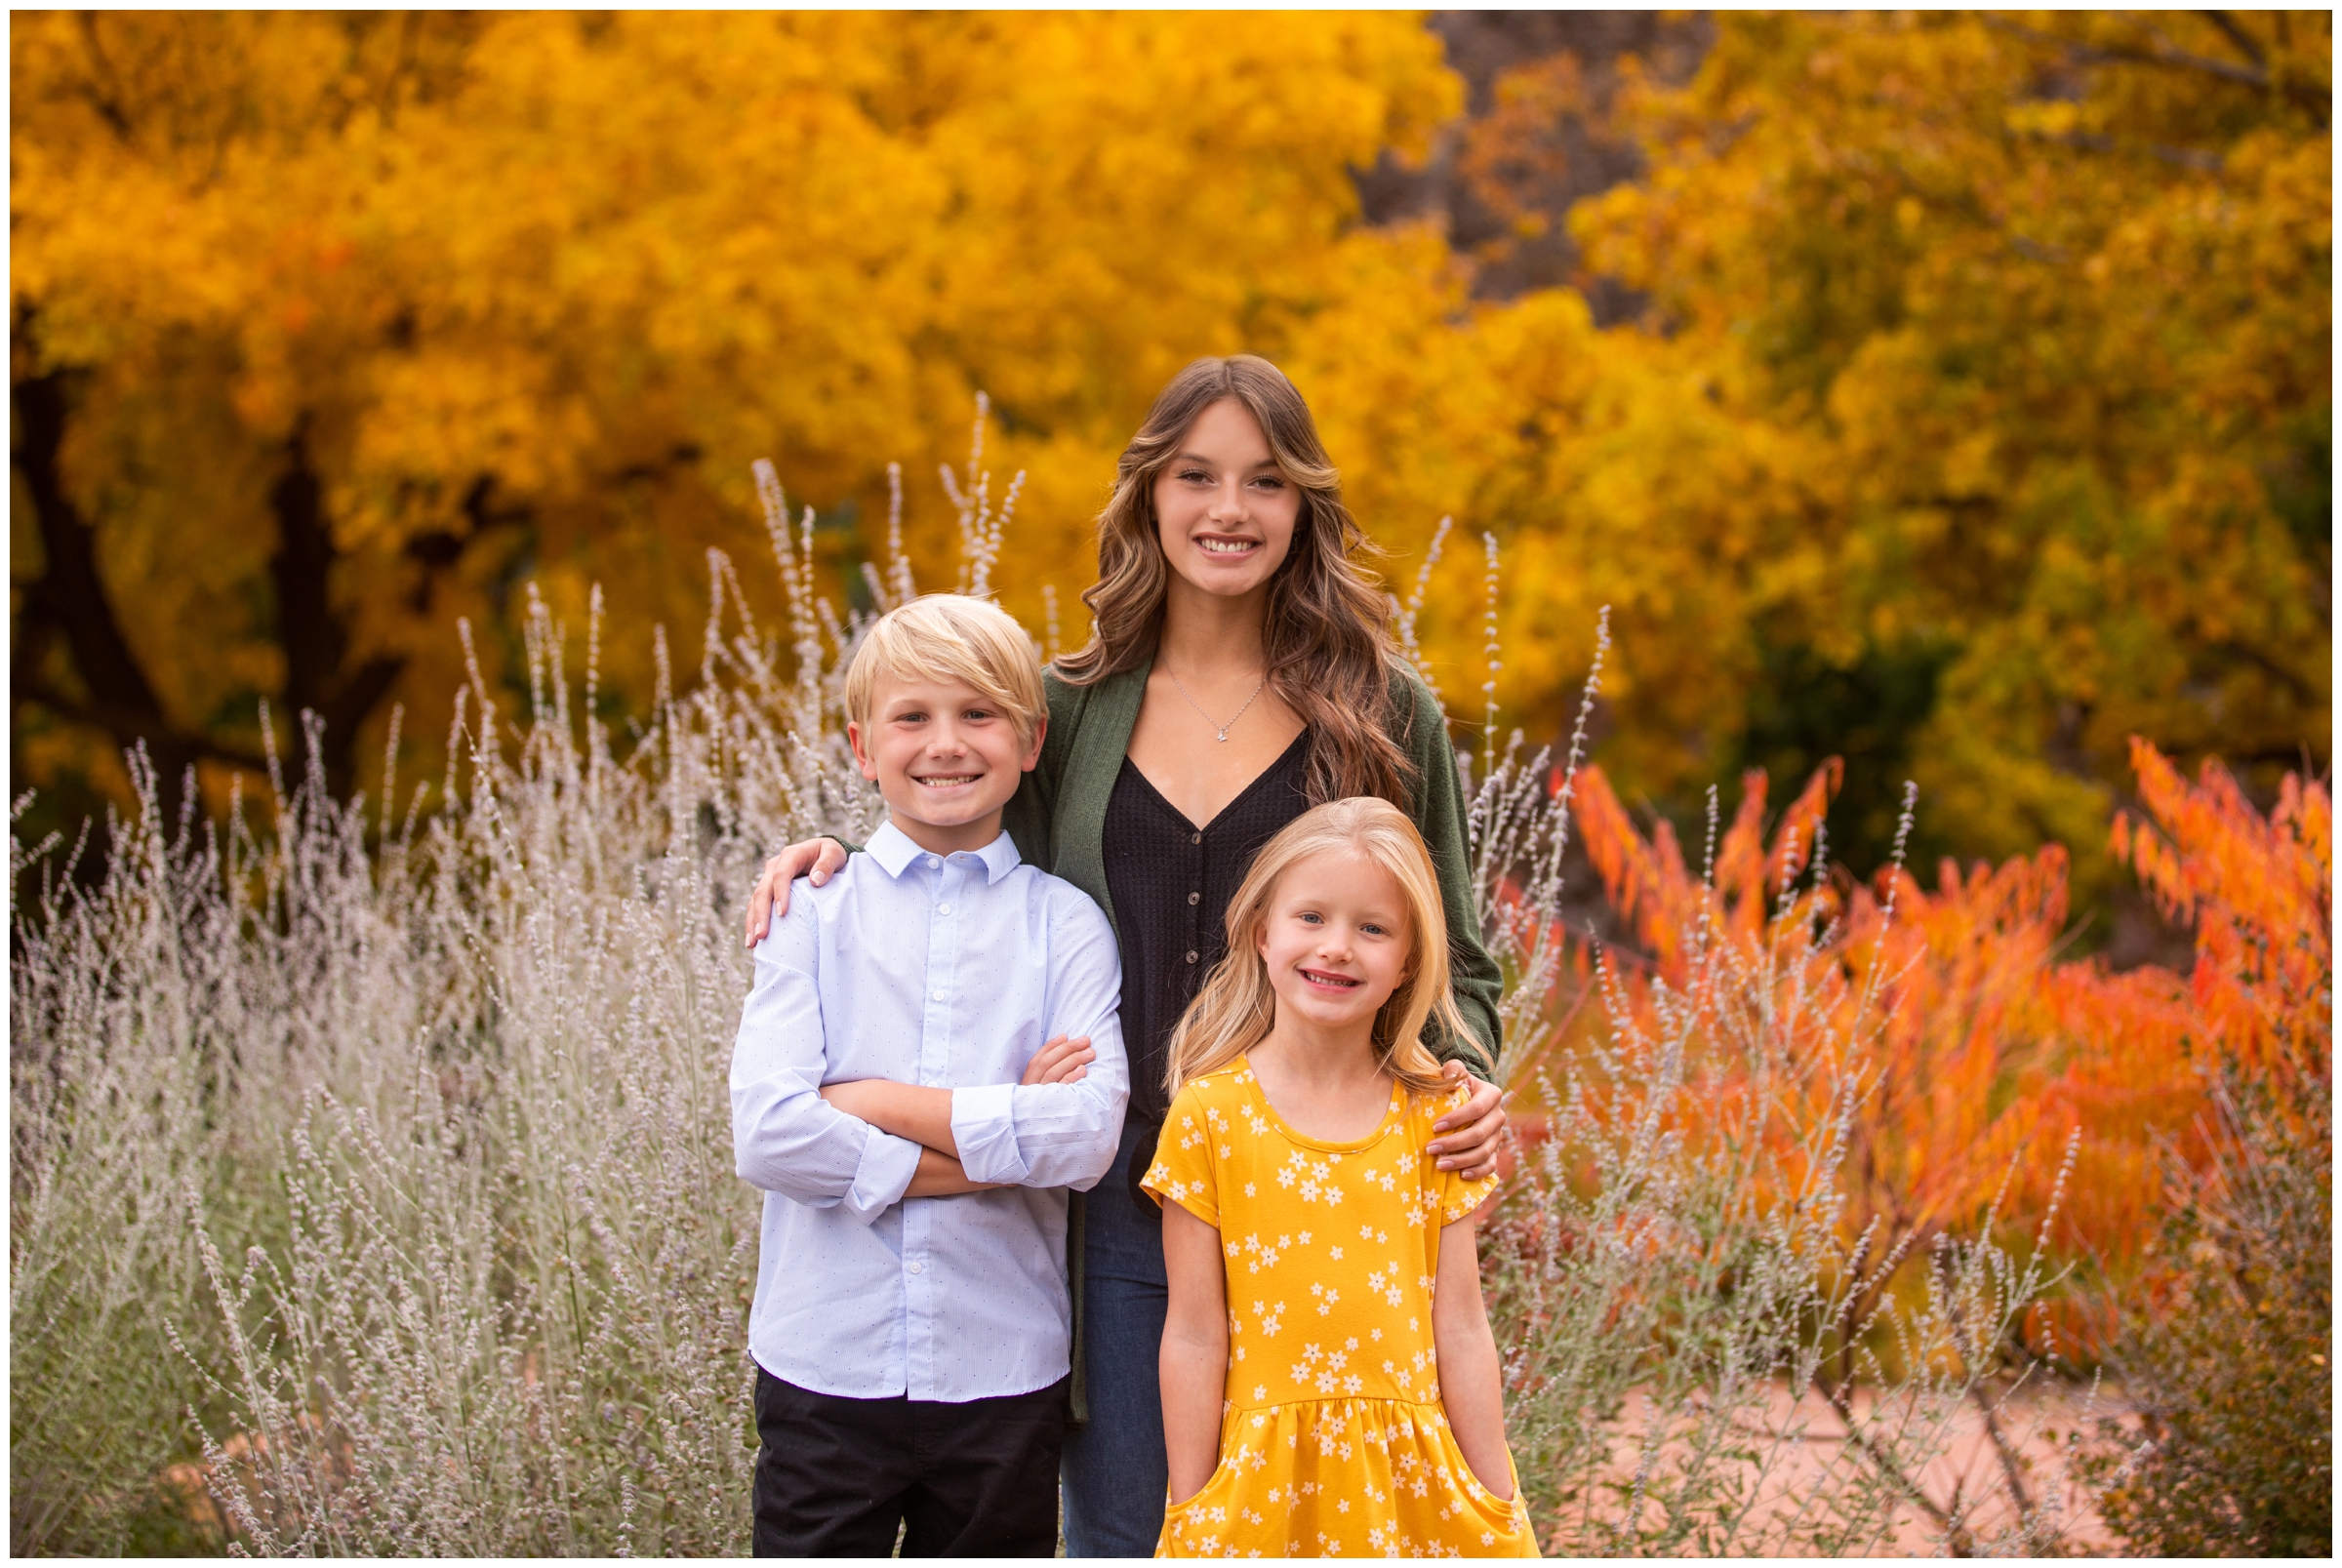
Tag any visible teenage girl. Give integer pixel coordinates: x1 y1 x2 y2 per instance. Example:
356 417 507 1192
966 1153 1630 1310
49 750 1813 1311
1142 796 1537 1557
744 355 1514 1553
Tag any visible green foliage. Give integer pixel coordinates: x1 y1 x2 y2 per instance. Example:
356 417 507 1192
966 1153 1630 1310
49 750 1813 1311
1731 634 1958 875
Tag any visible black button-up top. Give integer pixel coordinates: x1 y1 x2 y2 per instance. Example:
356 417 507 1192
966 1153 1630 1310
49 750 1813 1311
1103 730 1312 1130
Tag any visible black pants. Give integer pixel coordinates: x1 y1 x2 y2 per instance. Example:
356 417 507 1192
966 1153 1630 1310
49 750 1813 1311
751 1367 1068 1557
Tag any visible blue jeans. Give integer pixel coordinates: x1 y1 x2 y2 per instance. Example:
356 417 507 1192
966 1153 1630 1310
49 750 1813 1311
1060 1119 1169 1556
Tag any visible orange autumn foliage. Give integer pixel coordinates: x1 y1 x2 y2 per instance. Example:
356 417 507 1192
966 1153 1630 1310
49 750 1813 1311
1553 741 2330 1299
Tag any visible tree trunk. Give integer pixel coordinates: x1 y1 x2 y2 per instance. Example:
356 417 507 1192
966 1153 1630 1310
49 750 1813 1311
267 426 405 801
10 365 233 827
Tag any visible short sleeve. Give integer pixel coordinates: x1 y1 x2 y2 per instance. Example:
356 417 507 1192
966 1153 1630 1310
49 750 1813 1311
1423 1085 1500 1225
1139 1082 1221 1227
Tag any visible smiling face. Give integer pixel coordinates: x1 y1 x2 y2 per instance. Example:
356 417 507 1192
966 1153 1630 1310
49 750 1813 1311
847 672 1043 854
1254 847 1415 1042
1151 395 1304 603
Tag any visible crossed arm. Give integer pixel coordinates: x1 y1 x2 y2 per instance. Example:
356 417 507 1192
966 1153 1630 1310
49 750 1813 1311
821 1033 1098 1197
734 885 1126 1213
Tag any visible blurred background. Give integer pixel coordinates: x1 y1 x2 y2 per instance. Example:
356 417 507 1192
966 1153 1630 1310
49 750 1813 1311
9 14 2331 1555
11 8 2330 932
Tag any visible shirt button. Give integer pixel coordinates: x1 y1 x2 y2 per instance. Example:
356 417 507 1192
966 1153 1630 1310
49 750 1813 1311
931 989 945 1001
926 855 941 868
907 1261 924 1275
1187 950 1198 964
1191 832 1201 846
938 903 952 915
1188 891 1200 905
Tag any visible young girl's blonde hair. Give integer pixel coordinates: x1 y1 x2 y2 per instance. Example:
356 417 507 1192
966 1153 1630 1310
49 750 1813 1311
1164 796 1469 1101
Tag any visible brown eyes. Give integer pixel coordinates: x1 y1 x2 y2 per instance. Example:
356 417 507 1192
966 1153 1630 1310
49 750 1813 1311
1176 468 1284 489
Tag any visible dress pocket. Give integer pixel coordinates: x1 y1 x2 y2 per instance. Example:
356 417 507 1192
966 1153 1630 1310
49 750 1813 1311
1164 1456 1237 1516
1452 1442 1523 1513
1159 1457 1244 1554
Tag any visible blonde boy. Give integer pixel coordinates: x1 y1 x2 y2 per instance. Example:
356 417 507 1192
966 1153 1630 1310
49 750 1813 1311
732 594 1127 1557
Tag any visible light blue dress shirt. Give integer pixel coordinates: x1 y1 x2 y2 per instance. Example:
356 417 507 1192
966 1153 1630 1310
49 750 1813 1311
732 820 1128 1403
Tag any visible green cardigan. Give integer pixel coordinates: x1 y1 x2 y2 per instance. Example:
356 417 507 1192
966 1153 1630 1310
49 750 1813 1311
996 656 1506 1424
1002 657 1505 1078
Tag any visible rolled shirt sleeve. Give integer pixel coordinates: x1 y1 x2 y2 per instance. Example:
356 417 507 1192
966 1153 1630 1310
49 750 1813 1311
949 893 1129 1190
732 895 923 1224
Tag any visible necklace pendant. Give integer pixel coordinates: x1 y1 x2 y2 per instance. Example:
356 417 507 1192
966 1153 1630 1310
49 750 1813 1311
1216 729 1230 743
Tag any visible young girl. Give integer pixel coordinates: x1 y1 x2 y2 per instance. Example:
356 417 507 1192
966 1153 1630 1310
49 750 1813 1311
1142 797 1537 1557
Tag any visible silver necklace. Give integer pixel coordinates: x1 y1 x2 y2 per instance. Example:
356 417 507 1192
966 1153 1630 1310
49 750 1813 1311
1166 666 1268 743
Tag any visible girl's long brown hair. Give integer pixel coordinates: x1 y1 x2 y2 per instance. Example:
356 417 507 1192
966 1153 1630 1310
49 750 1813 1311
1055 354 1416 810
1164 797 1466 1101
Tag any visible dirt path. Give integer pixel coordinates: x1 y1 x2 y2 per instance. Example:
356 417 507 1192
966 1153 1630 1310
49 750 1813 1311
1550 1378 2120 1555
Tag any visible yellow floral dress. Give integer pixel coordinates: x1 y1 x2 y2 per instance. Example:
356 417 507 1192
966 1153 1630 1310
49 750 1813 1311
1142 1060 1539 1558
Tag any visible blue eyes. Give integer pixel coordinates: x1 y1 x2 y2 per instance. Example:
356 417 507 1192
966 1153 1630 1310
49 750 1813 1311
1294 911 1390 936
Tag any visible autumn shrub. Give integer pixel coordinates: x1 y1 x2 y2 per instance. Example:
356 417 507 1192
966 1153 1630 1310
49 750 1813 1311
2080 748 2334 1554
1508 713 2330 1551
1464 686 2090 1552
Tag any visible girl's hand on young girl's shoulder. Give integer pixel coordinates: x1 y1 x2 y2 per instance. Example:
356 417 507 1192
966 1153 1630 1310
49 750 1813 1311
1426 1060 1507 1180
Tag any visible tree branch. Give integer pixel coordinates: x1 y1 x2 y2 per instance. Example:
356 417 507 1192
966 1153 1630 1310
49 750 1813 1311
1988 17 2328 128
1971 1380 2038 1519
1810 1372 1968 1546
2197 11 2267 69
12 672 266 777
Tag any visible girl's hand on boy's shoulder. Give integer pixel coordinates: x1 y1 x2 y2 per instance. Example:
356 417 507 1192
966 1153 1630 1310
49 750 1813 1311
743 837 851 946
1021 1033 1094 1086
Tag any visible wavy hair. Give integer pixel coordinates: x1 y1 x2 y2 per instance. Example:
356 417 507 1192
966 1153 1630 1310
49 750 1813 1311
1163 797 1467 1102
1055 354 1416 809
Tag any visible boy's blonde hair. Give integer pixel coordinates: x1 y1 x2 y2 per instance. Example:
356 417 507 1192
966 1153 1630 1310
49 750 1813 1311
843 593 1047 743
1164 796 1468 1101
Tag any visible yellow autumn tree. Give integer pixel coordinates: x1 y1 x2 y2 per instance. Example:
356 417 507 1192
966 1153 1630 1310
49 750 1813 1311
11 10 1458 825
14 11 2329 913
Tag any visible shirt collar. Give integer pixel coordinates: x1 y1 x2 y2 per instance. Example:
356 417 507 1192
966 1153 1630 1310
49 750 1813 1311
865 819 1024 885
